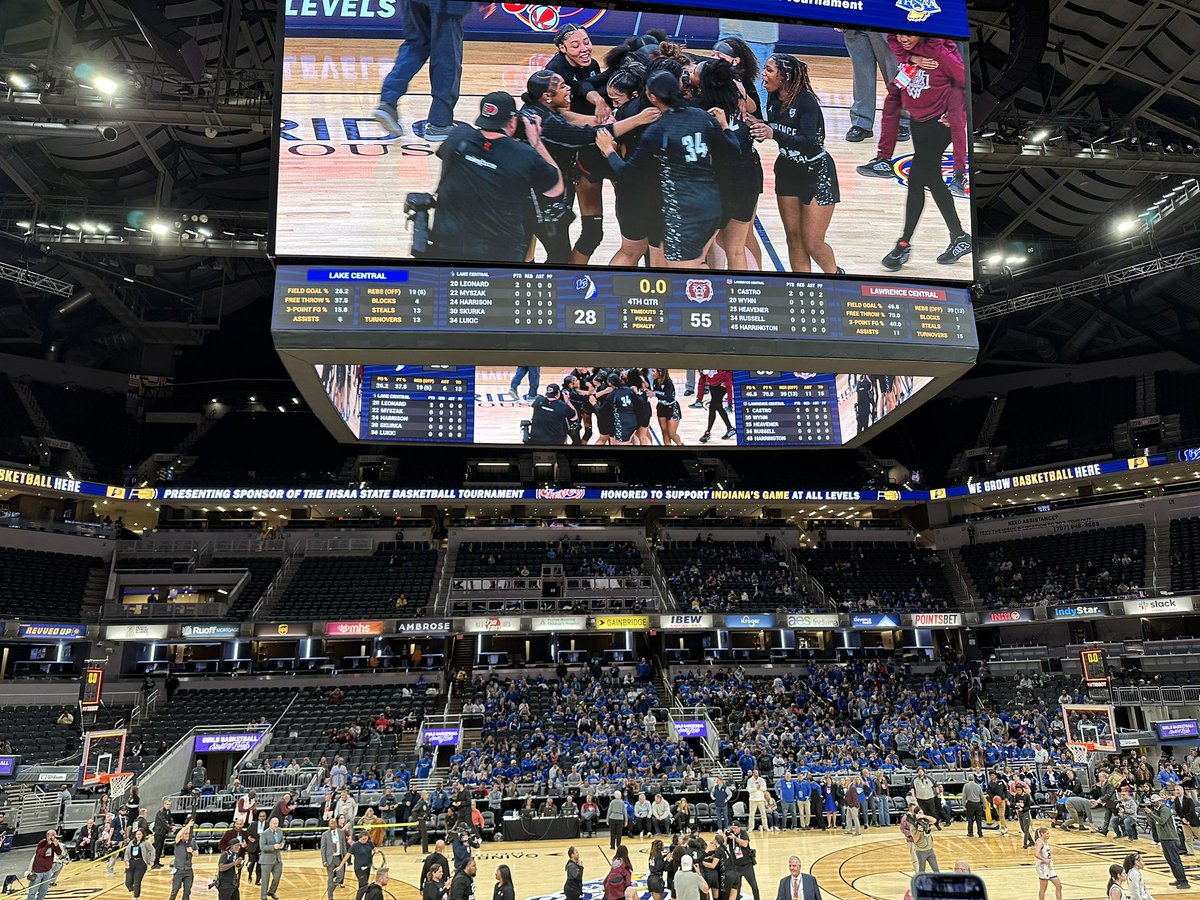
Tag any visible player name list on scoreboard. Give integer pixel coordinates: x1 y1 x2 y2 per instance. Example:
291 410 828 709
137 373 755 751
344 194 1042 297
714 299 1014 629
363 371 471 443
274 268 977 349
739 380 838 446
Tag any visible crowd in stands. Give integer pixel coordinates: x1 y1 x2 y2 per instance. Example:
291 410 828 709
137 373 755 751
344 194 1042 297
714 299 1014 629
961 526 1146 608
795 543 955 612
658 537 819 612
675 663 1067 776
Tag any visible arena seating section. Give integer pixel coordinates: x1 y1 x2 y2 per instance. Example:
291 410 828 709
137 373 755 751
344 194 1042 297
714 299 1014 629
0 374 36 465
1170 516 1200 592
1 704 130 765
209 555 283 619
28 382 137 482
960 524 1146 608
271 546 437 619
1157 371 1200 445
184 411 347 485
658 539 816 611
125 686 297 776
794 542 956 611
0 545 102 619
453 538 646 578
990 377 1135 470
262 683 437 771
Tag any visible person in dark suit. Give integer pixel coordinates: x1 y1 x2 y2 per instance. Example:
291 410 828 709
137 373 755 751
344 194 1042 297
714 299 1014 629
408 792 432 853
775 856 822 900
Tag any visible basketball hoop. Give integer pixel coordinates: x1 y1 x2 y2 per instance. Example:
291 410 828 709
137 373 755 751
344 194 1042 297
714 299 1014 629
99 771 134 803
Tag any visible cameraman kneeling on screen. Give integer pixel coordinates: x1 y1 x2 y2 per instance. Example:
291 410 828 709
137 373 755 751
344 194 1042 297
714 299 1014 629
424 92 563 262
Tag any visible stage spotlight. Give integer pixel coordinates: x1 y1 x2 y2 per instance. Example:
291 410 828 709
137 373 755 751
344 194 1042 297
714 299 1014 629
93 75 119 95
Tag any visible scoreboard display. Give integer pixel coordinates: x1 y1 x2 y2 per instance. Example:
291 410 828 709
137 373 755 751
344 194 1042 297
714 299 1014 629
314 364 934 447
1080 647 1110 690
273 267 977 366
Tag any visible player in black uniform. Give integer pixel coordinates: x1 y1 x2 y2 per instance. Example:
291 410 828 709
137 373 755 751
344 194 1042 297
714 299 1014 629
751 54 841 275
564 368 596 444
595 70 742 268
520 71 659 264
628 370 654 444
651 368 683 446
712 37 762 117
430 92 562 262
695 59 762 271
607 373 639 445
591 369 616 445
526 384 579 445
604 65 662 267
853 374 875 435
545 25 607 264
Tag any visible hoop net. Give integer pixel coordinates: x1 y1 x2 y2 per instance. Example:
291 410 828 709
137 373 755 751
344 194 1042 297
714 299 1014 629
1068 743 1096 765
100 772 134 803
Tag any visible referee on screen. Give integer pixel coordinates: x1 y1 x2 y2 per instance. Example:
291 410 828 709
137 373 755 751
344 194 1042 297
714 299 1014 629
429 92 563 262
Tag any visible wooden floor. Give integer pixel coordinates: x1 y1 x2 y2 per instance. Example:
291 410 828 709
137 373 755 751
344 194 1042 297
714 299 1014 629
277 38 971 279
42 825 1200 900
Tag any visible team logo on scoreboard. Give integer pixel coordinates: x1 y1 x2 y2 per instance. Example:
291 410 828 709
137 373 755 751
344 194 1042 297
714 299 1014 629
895 0 942 22
535 488 585 500
893 153 962 193
574 275 597 300
686 279 714 303
793 372 816 379
489 3 607 33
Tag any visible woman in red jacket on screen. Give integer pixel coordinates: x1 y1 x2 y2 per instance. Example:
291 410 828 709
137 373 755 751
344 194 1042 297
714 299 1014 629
879 34 972 272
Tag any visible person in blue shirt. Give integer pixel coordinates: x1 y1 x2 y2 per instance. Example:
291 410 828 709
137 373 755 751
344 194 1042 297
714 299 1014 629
711 776 732 832
777 775 798 830
796 774 814 830
414 755 433 780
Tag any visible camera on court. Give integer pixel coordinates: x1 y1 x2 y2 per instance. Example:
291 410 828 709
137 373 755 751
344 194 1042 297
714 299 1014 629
404 192 436 256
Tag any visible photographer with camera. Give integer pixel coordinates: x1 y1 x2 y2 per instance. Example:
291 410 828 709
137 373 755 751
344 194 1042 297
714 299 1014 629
902 804 940 873
215 834 243 900
1146 793 1192 889
526 384 579 446
25 830 64 900
416 92 563 262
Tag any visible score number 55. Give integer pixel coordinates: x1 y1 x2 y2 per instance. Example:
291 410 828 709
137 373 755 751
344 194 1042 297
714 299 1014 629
686 311 716 330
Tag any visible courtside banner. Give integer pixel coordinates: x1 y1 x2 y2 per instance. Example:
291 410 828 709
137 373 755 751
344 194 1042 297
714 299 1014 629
282 2 966 40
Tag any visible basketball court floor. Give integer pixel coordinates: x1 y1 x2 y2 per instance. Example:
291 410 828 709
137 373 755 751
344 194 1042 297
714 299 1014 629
277 39 972 278
28 826 1193 900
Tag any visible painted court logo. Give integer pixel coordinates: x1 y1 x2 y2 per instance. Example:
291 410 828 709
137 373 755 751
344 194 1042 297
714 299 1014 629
891 152 966 195
491 3 606 32
895 0 941 22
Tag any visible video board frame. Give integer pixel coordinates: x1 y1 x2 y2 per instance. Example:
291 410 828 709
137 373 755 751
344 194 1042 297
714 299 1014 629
270 0 978 284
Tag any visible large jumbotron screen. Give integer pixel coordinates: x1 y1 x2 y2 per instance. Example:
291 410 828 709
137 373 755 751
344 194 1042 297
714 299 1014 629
312 364 934 446
275 2 974 282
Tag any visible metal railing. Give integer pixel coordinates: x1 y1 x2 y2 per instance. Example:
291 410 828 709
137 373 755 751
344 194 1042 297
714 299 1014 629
102 600 230 619
303 537 374 554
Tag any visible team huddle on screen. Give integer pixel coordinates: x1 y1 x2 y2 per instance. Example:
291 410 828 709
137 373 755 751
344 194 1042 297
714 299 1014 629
372 18 972 274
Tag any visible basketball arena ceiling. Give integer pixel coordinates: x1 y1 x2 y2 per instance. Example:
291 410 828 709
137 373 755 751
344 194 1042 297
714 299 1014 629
0 0 1196 374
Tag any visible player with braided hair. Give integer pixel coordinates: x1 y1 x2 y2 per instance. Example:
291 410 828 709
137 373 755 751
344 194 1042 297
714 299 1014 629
750 53 841 275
